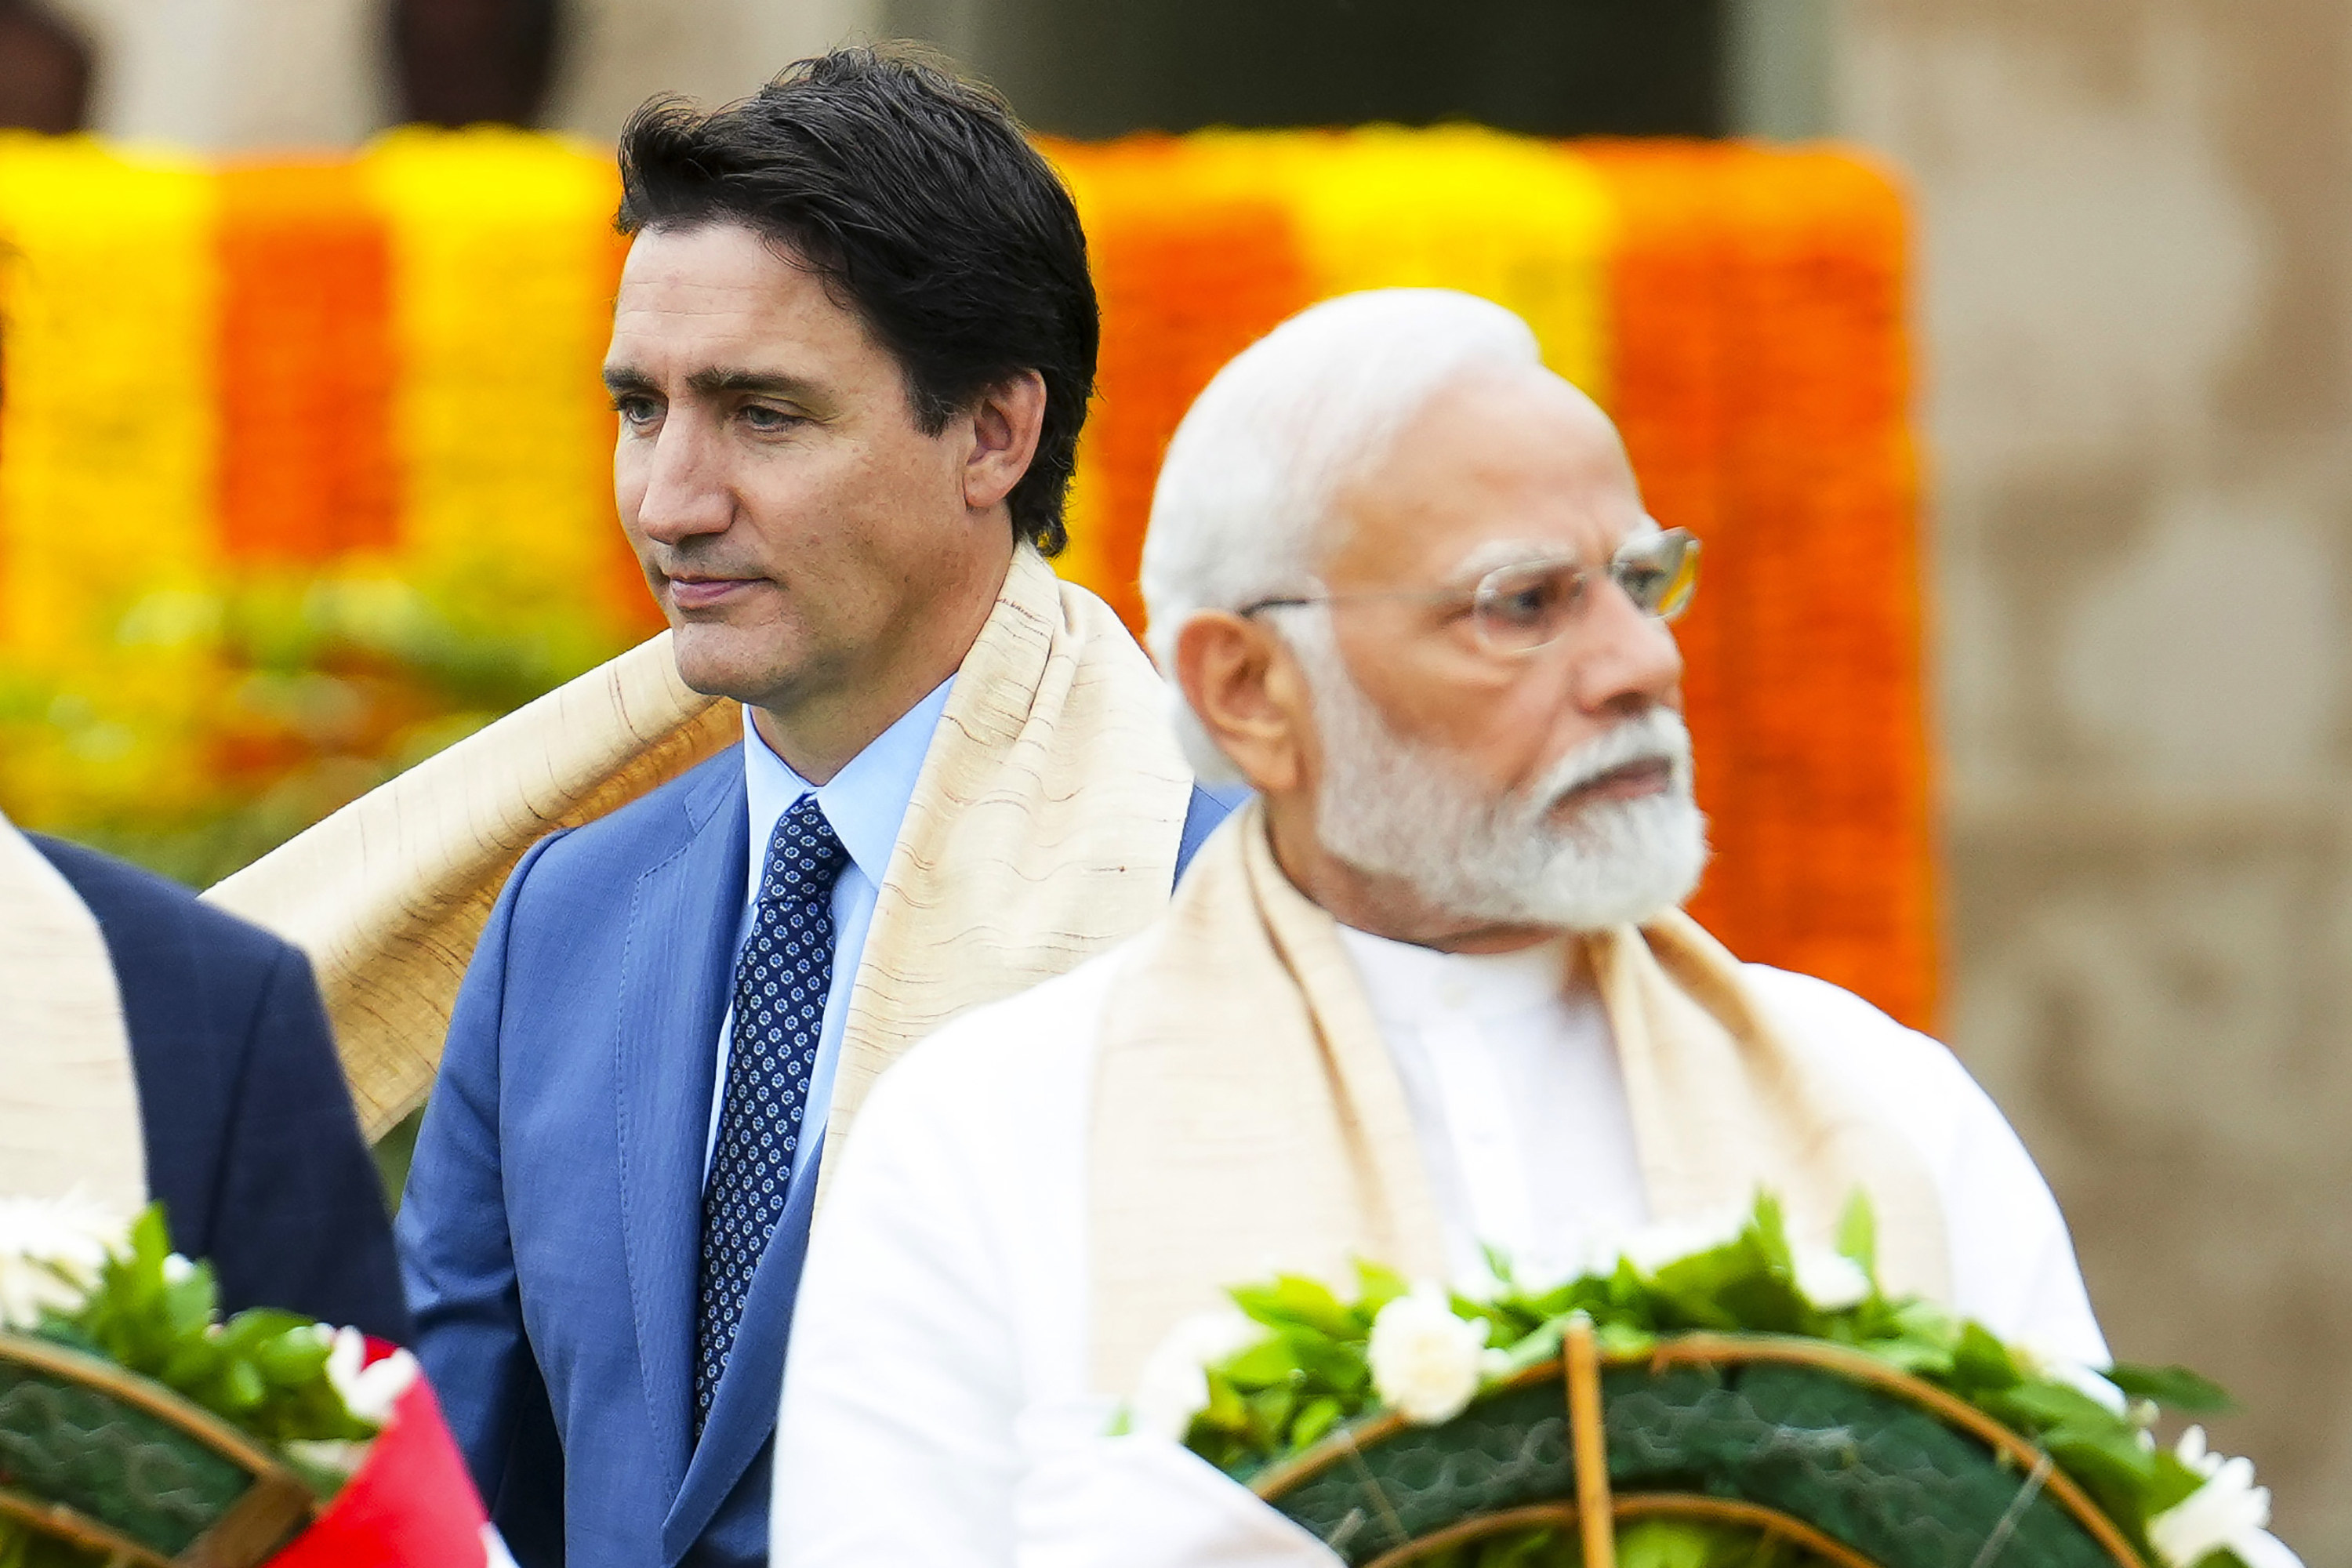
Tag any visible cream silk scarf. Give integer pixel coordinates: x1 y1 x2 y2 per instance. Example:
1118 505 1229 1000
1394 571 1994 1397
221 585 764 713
818 547 1196 1201
205 626 737 1138
0 814 147 1211
1087 803 1950 1392
207 547 1198 1165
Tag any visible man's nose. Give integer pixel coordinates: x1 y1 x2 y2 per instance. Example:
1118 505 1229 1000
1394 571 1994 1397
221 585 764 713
1566 579 1685 714
631 420 734 546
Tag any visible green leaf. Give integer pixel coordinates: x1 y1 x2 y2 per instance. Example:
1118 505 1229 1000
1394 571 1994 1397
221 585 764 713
1220 1338 1298 1390
1951 1322 2022 1394
1243 1385 1297 1450
1592 1319 1659 1359
1198 1370 1248 1432
1746 1191 1794 1273
2106 1361 2236 1415
1352 1258 1410 1318
219 1357 268 1411
1986 1378 2128 1436
2041 1427 2161 1536
2147 1448 2211 1514
1290 1396 1345 1449
1616 1518 1740 1568
1835 1189 1878 1281
1231 1274 1359 1340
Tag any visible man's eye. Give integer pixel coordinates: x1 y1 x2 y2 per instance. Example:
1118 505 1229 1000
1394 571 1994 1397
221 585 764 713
1485 571 1580 627
742 405 802 431
613 396 659 426
1490 586 1555 626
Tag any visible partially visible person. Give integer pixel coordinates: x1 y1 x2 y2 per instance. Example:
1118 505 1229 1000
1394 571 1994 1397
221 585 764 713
2 809 409 1341
396 46 1227 1568
0 0 90 134
771 289 2119 1564
391 0 557 129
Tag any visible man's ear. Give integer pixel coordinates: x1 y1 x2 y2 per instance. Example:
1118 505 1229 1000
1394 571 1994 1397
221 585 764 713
1174 612 1313 796
963 369 1047 514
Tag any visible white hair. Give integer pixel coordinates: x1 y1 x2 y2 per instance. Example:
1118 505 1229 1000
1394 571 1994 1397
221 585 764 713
1139 289 1543 782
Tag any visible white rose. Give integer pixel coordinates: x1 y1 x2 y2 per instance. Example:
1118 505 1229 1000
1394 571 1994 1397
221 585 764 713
325 1326 419 1428
1791 1248 1871 1312
1367 1287 1488 1425
1129 1310 1266 1442
0 1192 126 1330
2148 1428 2273 1568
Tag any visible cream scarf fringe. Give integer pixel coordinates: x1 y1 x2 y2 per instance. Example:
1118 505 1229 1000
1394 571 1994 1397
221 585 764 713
207 547 1198 1177
0 814 146 1211
1087 803 1950 1393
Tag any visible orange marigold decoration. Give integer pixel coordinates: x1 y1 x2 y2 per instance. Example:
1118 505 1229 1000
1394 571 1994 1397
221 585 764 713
1586 143 1933 1029
1046 137 1316 630
216 161 397 563
1579 142 1751 996
1716 151 1933 1029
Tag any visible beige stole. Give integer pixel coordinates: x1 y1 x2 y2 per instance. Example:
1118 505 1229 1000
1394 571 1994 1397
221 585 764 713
1087 803 1950 1393
818 547 1197 1198
207 547 1199 1170
205 628 738 1138
0 815 147 1212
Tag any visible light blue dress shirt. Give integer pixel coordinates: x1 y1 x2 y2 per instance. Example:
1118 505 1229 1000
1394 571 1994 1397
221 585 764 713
704 679 956 1188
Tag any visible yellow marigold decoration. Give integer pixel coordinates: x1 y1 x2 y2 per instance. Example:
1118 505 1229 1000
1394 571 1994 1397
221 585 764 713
361 129 639 638
0 136 220 826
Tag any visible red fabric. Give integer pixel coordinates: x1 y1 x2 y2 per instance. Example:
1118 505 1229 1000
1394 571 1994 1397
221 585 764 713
267 1371 488 1568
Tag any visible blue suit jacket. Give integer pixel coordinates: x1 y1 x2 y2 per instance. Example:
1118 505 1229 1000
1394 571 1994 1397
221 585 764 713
398 746 1233 1568
29 834 411 1343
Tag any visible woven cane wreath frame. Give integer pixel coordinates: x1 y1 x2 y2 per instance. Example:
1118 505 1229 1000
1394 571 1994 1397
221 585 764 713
1250 1323 2147 1568
0 1331 316 1568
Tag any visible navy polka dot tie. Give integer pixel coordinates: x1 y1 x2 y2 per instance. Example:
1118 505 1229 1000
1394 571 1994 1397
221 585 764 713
693 793 849 1438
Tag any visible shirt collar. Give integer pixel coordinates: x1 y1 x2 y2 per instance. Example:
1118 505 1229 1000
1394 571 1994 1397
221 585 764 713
741 676 956 902
1336 924 1577 1026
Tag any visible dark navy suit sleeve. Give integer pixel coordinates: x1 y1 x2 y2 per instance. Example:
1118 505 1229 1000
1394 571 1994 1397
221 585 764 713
1175 782 1248 879
27 834 408 1342
207 944 413 1343
397 833 566 1563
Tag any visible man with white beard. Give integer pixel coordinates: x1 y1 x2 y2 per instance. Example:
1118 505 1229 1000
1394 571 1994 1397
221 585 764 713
768 289 2109 1565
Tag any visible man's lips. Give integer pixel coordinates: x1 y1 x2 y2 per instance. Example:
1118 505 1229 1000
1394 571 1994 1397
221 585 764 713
1560 756 1675 806
665 575 759 611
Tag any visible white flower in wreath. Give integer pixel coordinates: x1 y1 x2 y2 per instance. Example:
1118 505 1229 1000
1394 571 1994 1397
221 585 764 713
0 1192 125 1330
1131 1309 1266 1443
1791 1247 1872 1312
2149 1426 2272 1568
1367 1287 1488 1425
325 1325 420 1428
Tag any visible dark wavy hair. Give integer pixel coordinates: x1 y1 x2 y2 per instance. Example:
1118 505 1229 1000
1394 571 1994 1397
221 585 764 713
615 46 1098 556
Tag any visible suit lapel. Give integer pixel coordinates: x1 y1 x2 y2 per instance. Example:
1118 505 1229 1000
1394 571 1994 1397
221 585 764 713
613 750 746 1508
662 1127 824 1563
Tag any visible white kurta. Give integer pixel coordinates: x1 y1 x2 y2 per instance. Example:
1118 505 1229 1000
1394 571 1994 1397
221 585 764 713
772 932 2109 1566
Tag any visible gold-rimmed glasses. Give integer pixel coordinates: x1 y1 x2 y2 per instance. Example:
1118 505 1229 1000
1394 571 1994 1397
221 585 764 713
1238 525 1700 658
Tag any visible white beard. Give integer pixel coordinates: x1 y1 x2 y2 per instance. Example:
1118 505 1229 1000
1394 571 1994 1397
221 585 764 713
1290 619 1708 931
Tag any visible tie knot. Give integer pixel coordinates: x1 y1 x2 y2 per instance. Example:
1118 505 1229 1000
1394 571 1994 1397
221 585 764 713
757 793 850 905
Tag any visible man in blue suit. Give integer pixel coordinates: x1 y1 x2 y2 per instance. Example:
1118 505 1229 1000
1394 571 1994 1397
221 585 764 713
395 49 1233 1568
21 829 411 1343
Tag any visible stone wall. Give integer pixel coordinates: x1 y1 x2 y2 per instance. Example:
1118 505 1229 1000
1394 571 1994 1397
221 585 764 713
1835 0 2352 1552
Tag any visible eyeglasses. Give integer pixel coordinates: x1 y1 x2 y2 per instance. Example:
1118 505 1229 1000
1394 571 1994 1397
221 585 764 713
1239 525 1700 658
